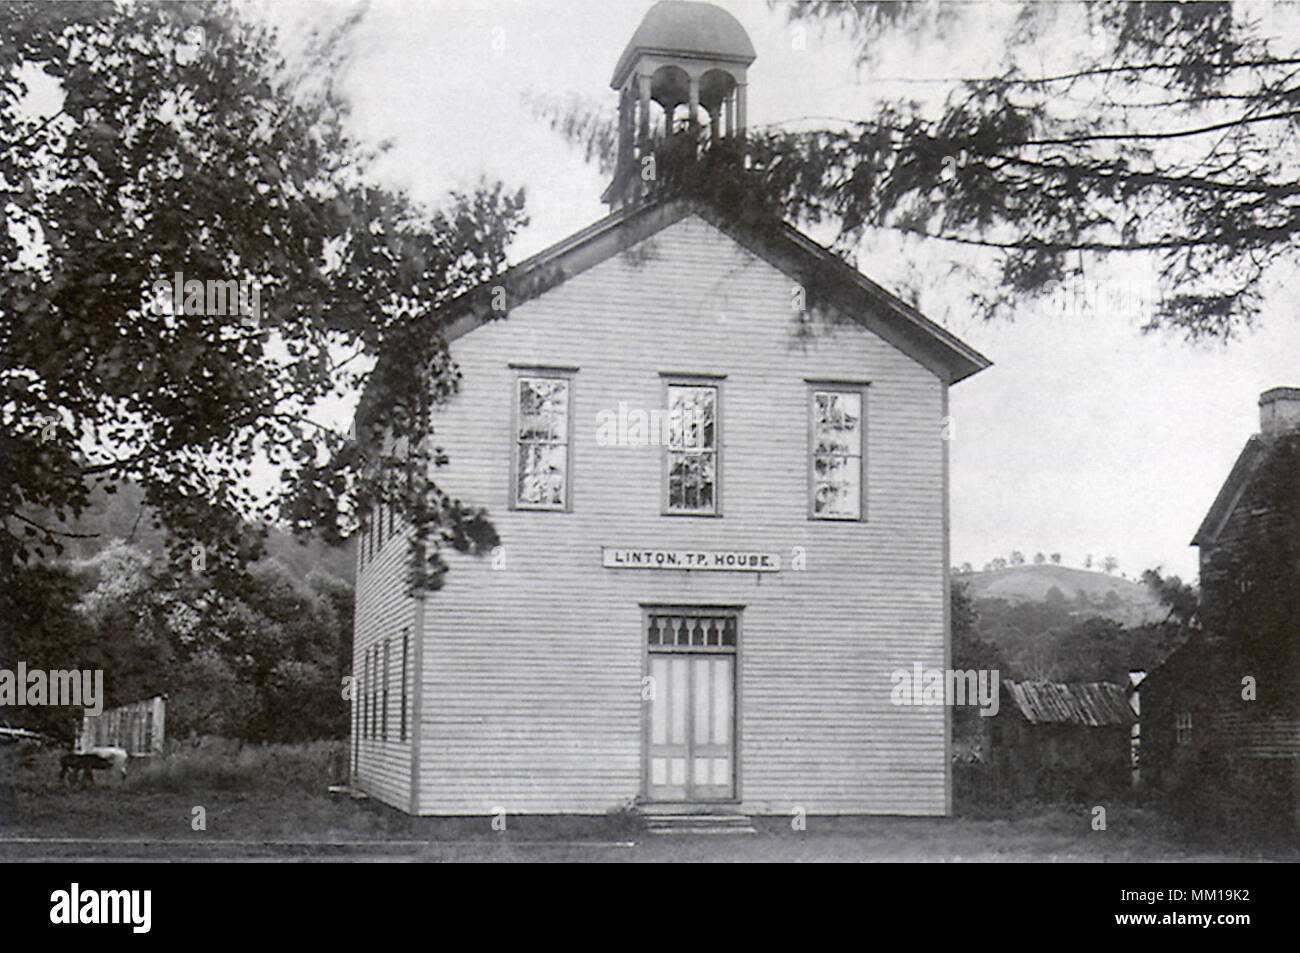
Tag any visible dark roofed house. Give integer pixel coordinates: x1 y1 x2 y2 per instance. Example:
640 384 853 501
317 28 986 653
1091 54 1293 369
984 680 1135 802
1140 388 1300 834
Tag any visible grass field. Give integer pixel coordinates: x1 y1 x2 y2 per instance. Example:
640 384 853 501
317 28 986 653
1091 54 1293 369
1 740 1294 862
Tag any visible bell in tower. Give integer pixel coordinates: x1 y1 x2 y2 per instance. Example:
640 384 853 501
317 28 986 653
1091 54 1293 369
603 1 756 210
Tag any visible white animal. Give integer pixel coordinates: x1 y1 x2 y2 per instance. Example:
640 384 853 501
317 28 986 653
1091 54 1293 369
87 746 129 776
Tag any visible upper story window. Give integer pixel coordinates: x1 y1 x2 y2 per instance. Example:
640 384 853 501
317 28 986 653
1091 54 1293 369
664 381 720 515
513 372 572 510
1176 711 1193 745
809 385 865 520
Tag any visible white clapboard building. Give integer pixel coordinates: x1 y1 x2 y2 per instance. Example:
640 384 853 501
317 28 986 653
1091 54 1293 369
350 1 990 817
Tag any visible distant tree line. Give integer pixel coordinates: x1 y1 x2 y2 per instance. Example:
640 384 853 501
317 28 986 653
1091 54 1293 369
0 539 351 746
953 552 1122 574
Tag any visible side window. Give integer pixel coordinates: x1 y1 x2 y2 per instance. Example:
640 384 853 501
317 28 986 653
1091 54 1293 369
513 374 572 509
362 648 371 740
381 639 389 742
664 381 720 514
400 629 409 742
809 386 865 520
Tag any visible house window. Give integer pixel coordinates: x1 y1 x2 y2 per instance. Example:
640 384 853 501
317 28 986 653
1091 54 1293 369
368 646 377 741
665 383 719 514
362 649 370 740
809 386 864 519
1176 711 1193 745
400 629 409 742
514 375 571 509
381 639 389 742
364 650 374 738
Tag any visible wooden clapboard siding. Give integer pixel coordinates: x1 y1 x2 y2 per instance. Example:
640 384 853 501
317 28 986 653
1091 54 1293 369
398 213 950 815
352 509 416 811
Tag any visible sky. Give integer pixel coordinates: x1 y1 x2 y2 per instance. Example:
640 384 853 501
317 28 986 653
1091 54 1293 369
261 0 1298 582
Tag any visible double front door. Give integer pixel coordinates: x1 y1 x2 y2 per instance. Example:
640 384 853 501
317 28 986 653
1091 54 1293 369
644 610 737 801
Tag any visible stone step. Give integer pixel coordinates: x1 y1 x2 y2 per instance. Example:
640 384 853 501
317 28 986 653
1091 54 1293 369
326 784 368 800
643 813 756 834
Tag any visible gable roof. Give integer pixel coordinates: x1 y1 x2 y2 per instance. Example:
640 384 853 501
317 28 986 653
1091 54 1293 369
431 195 991 386
1191 435 1270 547
1002 680 1135 727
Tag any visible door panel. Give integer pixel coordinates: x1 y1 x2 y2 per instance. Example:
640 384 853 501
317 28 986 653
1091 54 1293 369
646 651 734 801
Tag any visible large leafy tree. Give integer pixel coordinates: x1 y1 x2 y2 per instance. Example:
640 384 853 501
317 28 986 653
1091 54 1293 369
537 0 1299 340
2 0 525 590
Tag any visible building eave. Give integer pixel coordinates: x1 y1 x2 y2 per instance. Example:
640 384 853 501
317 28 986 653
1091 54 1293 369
357 194 992 432
1190 436 1267 547
447 194 987 364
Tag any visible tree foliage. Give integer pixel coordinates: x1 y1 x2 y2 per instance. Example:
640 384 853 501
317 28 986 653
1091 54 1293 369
0 537 354 743
2 0 526 590
781 0 1300 338
537 1 1299 339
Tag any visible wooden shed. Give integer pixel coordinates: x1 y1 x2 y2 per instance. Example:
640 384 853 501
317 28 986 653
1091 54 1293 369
78 695 165 757
983 680 1135 802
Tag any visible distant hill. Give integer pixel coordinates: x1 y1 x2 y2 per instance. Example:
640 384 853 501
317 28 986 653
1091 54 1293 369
31 482 354 585
958 564 1167 627
956 564 1180 682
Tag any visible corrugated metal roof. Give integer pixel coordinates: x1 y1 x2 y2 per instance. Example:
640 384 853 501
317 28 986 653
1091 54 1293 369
1003 680 1135 727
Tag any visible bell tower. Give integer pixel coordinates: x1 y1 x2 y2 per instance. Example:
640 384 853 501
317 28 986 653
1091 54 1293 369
603 1 756 210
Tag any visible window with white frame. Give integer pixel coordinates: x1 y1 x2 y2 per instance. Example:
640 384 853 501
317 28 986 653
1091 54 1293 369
810 387 864 519
665 383 718 513
514 375 571 509
1176 711 1193 745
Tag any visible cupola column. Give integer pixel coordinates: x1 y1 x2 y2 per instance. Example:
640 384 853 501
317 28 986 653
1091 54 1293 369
638 72 652 148
688 74 700 138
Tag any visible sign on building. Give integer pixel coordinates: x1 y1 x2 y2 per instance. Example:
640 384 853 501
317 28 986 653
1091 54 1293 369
601 548 781 571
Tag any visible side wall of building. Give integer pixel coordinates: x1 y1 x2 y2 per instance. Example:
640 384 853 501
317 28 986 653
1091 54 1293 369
352 512 417 811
